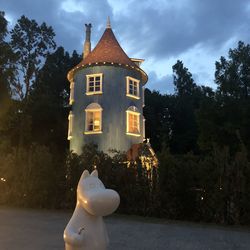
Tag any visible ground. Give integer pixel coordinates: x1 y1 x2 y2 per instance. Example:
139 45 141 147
0 207 250 250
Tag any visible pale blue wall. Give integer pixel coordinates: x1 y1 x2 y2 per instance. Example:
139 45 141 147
70 65 144 154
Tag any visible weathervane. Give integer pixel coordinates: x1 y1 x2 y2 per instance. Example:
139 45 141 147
107 16 111 29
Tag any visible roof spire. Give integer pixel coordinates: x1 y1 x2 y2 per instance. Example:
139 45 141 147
106 16 111 29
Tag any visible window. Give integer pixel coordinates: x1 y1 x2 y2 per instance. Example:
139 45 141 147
86 73 103 95
126 76 140 99
142 86 145 107
126 106 140 136
85 103 103 134
128 113 139 133
86 112 101 131
69 81 75 105
68 111 74 140
143 117 146 139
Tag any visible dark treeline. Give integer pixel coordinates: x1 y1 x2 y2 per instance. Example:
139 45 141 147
0 12 250 225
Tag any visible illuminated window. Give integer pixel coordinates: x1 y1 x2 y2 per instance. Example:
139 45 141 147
85 103 102 134
128 113 139 133
126 106 140 136
142 86 145 107
68 111 74 140
69 81 75 105
126 76 140 99
86 73 103 95
143 117 146 139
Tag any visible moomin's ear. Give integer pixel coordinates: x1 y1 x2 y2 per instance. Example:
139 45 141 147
81 170 90 180
91 169 98 177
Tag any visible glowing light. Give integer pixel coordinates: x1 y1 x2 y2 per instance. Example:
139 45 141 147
84 131 102 135
94 120 100 126
201 196 204 200
126 93 140 100
126 132 141 137
1 177 6 182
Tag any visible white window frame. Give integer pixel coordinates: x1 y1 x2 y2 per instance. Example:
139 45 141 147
126 76 140 99
69 81 75 105
68 111 74 140
126 106 140 137
86 73 103 95
84 103 103 134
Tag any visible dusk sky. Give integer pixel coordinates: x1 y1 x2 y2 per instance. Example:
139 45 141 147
1 0 250 93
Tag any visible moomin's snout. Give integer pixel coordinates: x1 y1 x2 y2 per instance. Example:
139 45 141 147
84 188 120 216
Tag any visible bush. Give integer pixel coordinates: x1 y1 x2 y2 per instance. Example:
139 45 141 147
0 143 66 208
1 142 250 225
64 144 159 216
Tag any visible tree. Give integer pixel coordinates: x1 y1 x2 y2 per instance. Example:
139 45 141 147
215 41 250 100
27 47 81 151
144 89 172 152
0 11 17 149
10 15 56 100
215 42 250 153
173 60 196 97
144 67 213 154
169 61 201 154
0 16 57 149
0 11 16 116
199 41 250 153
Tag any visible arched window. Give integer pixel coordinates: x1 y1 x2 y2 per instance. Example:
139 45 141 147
126 106 140 136
85 103 103 134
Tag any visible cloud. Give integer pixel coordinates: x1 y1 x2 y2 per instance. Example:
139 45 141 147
147 71 174 94
114 0 250 60
0 0 113 50
0 0 249 93
2 0 249 57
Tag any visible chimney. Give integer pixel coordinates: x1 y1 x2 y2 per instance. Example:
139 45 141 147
83 23 92 59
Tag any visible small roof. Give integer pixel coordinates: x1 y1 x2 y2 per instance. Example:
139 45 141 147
127 143 159 168
68 25 148 84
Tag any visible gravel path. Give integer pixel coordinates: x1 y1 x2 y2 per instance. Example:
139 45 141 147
0 207 250 250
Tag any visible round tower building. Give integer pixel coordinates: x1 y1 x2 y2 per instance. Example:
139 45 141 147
67 19 148 155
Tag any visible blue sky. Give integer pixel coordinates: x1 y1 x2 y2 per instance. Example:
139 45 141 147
1 0 250 93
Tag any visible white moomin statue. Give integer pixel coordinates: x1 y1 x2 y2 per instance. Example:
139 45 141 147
64 169 120 250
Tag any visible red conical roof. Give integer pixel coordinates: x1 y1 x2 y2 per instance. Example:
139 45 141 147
83 28 137 66
68 27 148 84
